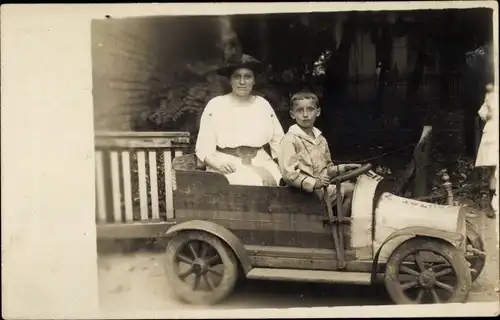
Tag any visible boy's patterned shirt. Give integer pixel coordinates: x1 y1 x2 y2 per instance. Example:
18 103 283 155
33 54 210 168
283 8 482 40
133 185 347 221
278 124 337 192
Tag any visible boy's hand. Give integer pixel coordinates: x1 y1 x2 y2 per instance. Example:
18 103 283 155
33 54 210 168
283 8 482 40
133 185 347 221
314 176 330 189
344 163 362 171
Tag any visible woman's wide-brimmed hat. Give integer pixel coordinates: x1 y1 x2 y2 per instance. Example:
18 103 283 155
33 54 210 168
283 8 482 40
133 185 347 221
216 54 265 77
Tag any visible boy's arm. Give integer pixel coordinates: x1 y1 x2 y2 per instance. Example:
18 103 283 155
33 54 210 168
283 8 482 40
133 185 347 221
278 136 317 192
323 138 346 178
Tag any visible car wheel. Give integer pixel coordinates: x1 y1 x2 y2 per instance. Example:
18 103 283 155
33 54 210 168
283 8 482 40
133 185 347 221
384 237 471 304
164 230 239 305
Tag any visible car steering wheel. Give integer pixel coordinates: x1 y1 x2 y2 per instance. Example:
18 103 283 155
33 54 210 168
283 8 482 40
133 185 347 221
330 163 373 185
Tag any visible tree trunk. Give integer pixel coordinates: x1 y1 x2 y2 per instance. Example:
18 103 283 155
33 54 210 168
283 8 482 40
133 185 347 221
373 21 393 116
258 18 269 61
406 23 427 101
323 15 357 107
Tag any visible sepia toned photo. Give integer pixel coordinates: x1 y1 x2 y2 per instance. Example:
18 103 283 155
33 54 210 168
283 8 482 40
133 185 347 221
1 2 498 319
91 5 498 312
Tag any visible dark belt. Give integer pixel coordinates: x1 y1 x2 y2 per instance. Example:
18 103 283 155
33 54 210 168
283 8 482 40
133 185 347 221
216 146 262 165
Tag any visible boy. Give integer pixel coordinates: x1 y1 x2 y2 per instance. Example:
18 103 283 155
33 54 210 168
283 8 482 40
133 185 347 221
278 92 361 214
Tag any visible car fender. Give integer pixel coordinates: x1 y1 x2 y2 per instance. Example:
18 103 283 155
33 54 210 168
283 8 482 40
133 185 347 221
165 220 252 274
370 226 465 282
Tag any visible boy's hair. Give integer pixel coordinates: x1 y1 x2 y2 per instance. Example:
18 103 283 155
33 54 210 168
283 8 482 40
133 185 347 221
290 91 319 110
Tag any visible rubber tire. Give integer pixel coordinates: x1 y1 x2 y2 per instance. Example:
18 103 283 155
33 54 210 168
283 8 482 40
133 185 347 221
466 220 486 282
384 237 472 305
164 230 239 305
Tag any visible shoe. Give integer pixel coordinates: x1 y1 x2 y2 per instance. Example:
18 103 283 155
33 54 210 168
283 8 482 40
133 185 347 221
466 211 479 219
485 207 496 219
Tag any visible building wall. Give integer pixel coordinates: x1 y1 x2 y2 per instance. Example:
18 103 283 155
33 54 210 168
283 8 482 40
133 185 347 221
91 16 222 131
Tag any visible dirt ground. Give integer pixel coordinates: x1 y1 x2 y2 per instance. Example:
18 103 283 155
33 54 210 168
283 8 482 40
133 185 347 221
466 209 500 303
97 212 499 312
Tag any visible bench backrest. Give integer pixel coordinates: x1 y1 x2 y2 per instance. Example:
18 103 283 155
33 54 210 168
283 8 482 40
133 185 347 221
94 131 191 224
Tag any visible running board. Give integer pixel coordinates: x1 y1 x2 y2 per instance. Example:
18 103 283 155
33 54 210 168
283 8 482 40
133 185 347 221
246 268 374 285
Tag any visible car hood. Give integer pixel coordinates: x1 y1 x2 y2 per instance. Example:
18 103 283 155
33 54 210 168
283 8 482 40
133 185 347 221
375 193 462 233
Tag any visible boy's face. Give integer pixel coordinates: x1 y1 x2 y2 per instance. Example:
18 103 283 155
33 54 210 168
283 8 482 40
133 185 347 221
290 99 320 129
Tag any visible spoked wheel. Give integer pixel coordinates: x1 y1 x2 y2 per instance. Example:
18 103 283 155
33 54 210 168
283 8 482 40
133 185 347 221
465 220 486 282
164 231 239 305
384 238 471 304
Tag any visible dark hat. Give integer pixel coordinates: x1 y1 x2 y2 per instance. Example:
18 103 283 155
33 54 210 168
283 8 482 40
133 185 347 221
216 54 264 77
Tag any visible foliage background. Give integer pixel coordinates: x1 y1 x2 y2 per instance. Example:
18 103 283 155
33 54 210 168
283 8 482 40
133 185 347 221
91 9 494 218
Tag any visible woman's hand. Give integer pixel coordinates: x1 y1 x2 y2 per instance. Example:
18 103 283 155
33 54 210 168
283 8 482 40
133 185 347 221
314 176 330 189
219 162 237 174
205 155 236 174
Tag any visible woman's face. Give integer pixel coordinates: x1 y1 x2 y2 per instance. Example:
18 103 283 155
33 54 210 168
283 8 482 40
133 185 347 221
230 68 255 97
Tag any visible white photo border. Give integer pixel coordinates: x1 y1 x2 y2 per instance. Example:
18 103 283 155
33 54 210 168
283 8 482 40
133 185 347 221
1 2 499 318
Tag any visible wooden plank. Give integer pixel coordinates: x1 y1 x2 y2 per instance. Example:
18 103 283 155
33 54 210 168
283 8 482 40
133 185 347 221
175 208 325 223
245 245 358 271
244 245 339 259
95 139 174 149
175 210 330 233
174 192 325 215
121 151 134 222
174 170 231 191
109 151 122 223
96 221 177 239
246 268 372 285
173 172 326 215
148 150 160 221
249 255 353 271
164 150 174 219
95 131 190 138
233 229 349 249
136 151 149 221
95 151 107 223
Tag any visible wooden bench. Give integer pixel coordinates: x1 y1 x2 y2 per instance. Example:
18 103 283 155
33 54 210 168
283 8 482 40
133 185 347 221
94 131 190 238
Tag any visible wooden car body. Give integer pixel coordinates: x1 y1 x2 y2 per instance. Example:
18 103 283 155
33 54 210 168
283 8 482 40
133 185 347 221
168 154 467 283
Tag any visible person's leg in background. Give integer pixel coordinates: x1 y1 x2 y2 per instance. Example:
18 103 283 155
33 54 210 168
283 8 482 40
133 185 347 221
486 165 497 218
492 165 498 215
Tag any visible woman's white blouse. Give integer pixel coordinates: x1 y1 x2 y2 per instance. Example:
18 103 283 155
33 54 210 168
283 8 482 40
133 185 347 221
195 95 285 162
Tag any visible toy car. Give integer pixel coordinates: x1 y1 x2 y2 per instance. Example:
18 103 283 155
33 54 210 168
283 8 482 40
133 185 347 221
163 153 486 306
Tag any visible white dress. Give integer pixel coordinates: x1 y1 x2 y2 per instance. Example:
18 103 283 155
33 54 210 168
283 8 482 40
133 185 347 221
195 95 285 186
476 89 499 167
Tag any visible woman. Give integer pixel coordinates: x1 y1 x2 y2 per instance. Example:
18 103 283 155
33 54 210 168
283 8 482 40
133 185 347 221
476 83 498 218
195 54 285 186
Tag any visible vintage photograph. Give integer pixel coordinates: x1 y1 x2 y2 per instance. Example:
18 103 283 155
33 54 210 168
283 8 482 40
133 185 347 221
91 6 498 311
